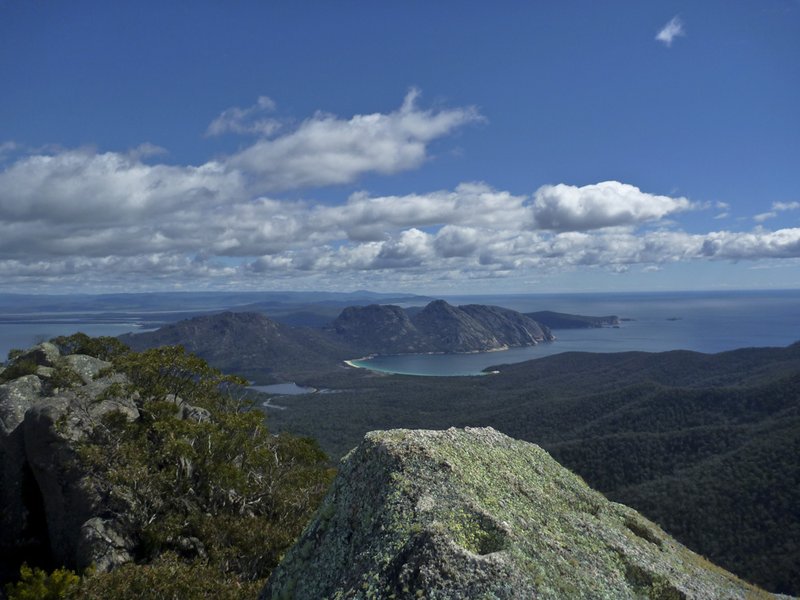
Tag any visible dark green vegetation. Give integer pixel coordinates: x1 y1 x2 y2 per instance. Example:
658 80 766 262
263 343 800 595
1 335 333 599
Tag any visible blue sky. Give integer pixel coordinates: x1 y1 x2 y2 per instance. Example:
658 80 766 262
0 1 798 294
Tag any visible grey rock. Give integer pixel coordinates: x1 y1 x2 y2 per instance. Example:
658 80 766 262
0 346 140 577
166 394 211 423
77 517 135 573
21 374 139 570
262 427 781 600
23 396 96 568
0 375 44 549
35 365 55 379
0 375 42 436
64 354 111 384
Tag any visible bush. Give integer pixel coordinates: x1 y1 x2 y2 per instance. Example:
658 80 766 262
4 564 80 600
0 358 39 383
77 345 334 584
74 553 263 600
49 333 129 362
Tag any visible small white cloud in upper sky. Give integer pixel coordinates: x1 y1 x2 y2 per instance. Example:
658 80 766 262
754 201 800 222
206 96 281 137
656 16 685 47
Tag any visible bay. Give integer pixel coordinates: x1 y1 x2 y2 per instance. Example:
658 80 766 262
350 290 800 376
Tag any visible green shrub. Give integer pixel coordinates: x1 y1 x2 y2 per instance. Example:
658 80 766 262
6 348 25 361
77 345 334 583
49 333 129 361
5 564 80 600
0 358 39 383
74 553 263 600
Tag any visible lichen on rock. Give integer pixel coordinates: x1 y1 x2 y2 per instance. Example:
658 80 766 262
262 427 781 600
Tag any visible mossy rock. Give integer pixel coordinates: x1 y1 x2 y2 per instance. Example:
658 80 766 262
261 427 782 600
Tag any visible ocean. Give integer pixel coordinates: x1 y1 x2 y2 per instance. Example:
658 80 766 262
0 322 144 362
2 290 799 376
349 289 800 376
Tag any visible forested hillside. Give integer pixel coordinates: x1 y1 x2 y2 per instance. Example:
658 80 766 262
264 343 800 595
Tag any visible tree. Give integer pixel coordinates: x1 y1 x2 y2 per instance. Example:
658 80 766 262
21 342 336 597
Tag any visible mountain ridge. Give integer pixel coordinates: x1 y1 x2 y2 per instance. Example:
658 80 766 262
122 300 555 380
331 300 553 355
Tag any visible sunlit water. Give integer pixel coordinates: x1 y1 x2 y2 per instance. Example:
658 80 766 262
350 290 800 376
2 290 798 377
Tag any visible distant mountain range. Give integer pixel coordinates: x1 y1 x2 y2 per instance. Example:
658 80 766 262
122 300 561 381
331 300 553 355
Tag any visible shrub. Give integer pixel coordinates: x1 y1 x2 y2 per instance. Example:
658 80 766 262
4 564 80 600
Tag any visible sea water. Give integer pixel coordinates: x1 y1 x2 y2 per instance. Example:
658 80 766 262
2 290 799 376
349 290 800 376
0 322 144 361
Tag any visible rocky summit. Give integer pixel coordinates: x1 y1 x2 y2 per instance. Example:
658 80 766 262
0 342 205 581
261 427 782 600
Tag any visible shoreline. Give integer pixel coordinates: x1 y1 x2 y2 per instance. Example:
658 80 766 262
342 342 551 376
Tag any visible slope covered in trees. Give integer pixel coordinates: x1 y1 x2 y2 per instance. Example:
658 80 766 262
264 343 800 595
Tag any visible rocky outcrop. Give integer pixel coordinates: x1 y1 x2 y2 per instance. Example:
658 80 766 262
0 344 141 578
0 375 43 558
331 300 553 355
262 427 779 600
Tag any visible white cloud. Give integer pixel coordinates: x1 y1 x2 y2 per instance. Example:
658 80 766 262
0 149 244 226
753 200 800 222
2 90 798 291
656 16 685 47
754 211 777 223
228 89 483 192
206 96 281 137
532 181 692 231
701 228 800 260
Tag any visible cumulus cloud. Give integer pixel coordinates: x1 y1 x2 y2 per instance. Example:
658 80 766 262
0 149 244 226
228 89 483 192
701 228 800 259
532 181 692 231
656 16 685 47
1 90 797 291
